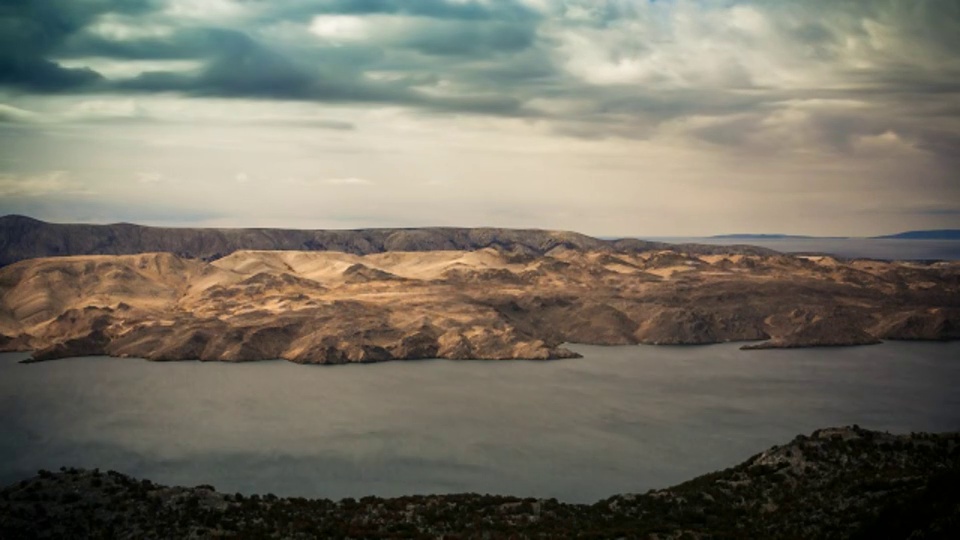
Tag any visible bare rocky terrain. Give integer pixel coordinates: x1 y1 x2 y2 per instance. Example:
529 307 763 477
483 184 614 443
0 238 958 362
2 426 957 538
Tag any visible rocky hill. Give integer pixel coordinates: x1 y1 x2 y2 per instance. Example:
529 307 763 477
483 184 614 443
0 215 776 267
1 426 957 538
0 247 958 362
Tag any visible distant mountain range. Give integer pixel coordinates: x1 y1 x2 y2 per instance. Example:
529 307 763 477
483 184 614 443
874 230 960 240
713 230 960 240
711 234 825 239
0 215 778 267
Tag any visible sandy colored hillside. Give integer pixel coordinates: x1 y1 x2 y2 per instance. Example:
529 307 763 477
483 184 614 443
1 248 958 363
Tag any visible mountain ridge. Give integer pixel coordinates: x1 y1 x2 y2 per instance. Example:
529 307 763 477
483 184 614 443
711 233 823 239
0 215 777 267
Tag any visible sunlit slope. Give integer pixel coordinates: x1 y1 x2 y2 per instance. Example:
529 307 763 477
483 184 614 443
1 248 958 363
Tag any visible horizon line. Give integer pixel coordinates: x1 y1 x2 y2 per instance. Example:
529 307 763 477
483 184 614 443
2 214 958 240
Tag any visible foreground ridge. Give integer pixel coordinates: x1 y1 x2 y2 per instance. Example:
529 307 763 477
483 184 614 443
1 427 957 538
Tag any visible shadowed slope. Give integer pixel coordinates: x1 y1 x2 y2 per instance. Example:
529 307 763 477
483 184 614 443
0 215 776 267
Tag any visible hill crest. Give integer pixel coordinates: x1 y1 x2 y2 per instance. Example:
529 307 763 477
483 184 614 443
0 215 775 267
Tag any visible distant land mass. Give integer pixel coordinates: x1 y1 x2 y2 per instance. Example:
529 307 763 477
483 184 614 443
714 230 960 240
1 224 958 362
2 426 957 538
0 215 775 268
875 229 960 240
711 233 823 239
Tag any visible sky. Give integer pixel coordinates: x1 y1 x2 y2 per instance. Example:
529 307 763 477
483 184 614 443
0 0 958 236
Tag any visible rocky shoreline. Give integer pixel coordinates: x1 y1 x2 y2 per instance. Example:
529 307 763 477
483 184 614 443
2 426 957 538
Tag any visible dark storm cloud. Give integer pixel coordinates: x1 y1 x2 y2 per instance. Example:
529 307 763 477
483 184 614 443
58 29 216 61
0 56 101 91
0 0 157 90
105 28 530 118
118 30 317 98
0 0 545 117
399 21 535 57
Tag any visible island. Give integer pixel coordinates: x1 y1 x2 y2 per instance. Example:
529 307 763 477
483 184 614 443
0 218 957 363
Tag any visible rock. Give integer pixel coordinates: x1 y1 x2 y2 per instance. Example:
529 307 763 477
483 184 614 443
28 329 110 362
874 308 960 341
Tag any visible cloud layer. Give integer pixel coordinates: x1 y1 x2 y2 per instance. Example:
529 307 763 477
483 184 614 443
0 0 958 235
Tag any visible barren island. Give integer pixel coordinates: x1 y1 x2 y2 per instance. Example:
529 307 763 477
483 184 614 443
1 216 957 363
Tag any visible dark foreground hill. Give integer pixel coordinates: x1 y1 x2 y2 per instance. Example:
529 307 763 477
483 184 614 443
0 215 776 267
1 426 957 539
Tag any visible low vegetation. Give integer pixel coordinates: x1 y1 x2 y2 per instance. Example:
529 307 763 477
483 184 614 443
2 426 957 538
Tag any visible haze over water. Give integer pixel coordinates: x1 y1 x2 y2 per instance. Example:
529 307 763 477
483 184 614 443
2 341 958 503
648 238 960 261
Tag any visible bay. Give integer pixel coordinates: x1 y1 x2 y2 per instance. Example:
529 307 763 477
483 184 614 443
1 341 957 503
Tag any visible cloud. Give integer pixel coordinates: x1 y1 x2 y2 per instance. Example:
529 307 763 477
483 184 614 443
54 58 202 79
263 0 541 24
136 171 164 184
309 15 369 42
116 29 317 98
0 0 958 235
0 0 157 91
0 171 93 197
324 177 374 186
2 1 957 134
0 104 40 124
0 57 103 92
0 1 544 117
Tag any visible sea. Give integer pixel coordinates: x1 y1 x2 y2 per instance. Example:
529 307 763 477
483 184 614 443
646 237 960 261
2 341 958 503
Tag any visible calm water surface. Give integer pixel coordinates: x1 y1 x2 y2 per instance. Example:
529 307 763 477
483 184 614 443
1 342 958 503
649 237 960 260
